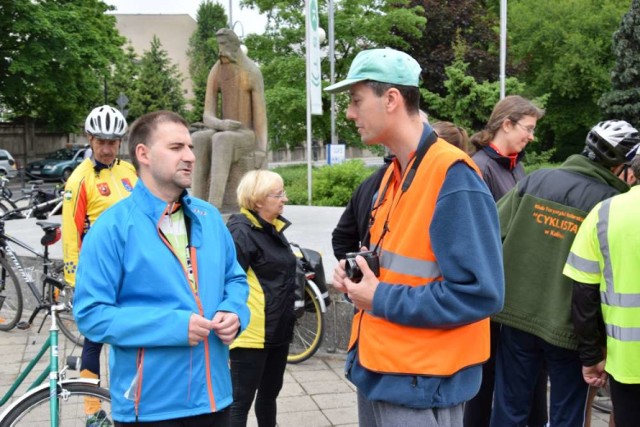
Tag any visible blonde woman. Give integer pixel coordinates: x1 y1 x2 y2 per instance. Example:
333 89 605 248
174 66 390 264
226 170 297 427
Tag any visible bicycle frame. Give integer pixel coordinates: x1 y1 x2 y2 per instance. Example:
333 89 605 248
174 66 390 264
0 304 59 408
0 224 53 323
0 303 99 427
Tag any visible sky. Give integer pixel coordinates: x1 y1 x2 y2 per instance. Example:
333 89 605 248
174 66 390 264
103 0 267 35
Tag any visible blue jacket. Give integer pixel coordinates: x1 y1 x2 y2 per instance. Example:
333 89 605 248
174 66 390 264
74 179 250 422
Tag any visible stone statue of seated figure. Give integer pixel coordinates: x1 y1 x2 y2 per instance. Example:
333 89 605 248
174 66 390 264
191 28 267 212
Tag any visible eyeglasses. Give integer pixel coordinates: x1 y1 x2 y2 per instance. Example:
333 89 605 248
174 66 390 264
515 122 536 135
267 191 287 199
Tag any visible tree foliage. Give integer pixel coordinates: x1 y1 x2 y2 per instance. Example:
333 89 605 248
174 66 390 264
128 36 186 120
187 1 229 123
242 0 426 150
405 0 504 96
507 0 629 159
0 0 125 131
420 40 534 132
107 45 139 117
599 0 640 128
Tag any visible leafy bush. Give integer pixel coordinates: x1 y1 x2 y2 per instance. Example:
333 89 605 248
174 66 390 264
313 160 375 206
272 160 377 207
272 164 312 205
524 149 560 173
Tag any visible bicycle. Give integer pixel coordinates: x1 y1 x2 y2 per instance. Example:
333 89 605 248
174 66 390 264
288 243 330 364
0 177 63 220
0 176 20 217
0 299 111 426
0 208 83 346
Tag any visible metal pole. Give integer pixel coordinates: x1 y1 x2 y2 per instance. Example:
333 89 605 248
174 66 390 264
306 0 313 205
228 0 233 28
104 75 108 104
329 0 336 146
499 0 507 100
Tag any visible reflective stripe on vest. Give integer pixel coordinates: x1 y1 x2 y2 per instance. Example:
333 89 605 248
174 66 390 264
597 199 640 312
380 249 441 280
349 140 490 377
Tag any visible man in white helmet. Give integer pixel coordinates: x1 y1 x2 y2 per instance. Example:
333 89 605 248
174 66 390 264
491 120 638 426
62 105 138 426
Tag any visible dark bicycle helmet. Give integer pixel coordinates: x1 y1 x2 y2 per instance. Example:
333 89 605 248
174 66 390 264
584 120 639 167
84 105 127 140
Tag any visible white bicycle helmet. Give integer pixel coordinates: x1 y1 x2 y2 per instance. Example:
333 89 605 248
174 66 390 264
585 120 639 167
84 105 127 139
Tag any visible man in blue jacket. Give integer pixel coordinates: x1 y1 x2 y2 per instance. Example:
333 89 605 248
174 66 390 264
74 110 250 426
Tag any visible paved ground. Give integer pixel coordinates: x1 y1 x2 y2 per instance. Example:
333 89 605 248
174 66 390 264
0 324 358 426
0 324 614 426
0 207 613 426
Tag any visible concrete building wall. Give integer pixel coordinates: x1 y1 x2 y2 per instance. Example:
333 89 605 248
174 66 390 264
114 14 197 103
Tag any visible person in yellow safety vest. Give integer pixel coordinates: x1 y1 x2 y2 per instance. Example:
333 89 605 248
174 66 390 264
564 143 640 427
326 48 505 426
62 105 137 427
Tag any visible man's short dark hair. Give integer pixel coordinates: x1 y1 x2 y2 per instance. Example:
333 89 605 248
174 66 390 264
364 81 420 115
128 111 189 171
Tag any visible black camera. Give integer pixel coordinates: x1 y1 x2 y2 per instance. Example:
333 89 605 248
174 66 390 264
344 251 380 282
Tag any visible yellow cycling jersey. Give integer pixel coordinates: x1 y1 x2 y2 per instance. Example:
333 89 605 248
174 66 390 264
62 158 137 286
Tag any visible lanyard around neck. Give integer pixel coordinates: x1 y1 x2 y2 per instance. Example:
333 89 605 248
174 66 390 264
365 124 438 253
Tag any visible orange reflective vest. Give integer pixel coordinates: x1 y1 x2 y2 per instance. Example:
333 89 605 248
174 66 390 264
349 138 490 376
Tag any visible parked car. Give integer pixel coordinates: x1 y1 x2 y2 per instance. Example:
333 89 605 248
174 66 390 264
26 145 88 181
0 149 18 178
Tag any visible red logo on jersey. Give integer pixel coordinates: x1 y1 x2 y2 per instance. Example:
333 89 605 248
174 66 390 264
97 182 111 196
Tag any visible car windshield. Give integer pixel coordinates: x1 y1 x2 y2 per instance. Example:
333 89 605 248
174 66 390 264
45 149 75 160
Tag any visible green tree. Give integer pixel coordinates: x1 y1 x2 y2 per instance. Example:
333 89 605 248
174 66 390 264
107 45 139 118
0 0 125 131
420 41 536 133
507 0 629 159
405 0 504 96
128 36 186 119
187 1 228 123
242 0 425 151
599 0 640 128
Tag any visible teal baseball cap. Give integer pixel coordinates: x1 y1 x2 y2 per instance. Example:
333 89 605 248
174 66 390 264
324 48 421 94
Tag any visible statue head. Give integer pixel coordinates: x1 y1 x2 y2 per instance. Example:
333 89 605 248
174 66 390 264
216 28 242 63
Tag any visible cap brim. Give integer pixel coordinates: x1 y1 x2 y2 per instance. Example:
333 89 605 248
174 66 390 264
324 78 366 94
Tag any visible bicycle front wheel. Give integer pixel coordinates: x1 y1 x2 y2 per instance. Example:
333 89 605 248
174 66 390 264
0 382 111 426
51 285 84 346
0 257 22 331
288 281 324 364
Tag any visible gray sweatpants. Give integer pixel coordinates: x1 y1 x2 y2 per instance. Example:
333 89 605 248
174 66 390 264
357 390 464 427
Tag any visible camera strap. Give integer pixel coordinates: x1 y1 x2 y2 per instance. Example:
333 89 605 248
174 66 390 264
366 124 438 254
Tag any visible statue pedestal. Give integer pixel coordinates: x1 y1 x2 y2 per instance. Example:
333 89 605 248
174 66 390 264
191 129 266 213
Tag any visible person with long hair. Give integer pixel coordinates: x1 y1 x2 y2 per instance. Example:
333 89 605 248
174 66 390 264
465 96 546 427
470 95 545 201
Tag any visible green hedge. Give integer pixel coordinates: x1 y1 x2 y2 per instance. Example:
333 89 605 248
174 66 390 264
272 150 561 207
272 160 376 207
523 149 561 173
